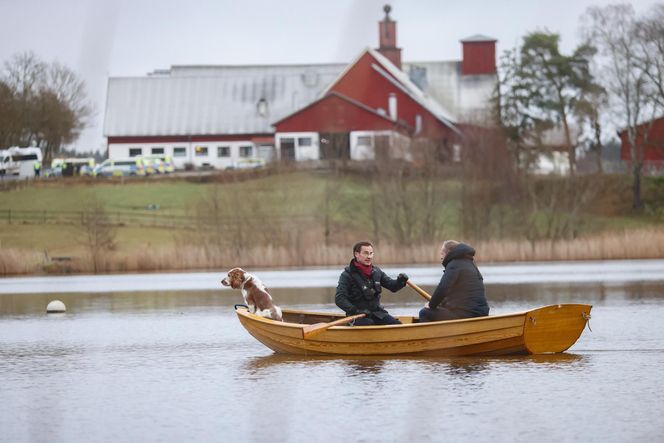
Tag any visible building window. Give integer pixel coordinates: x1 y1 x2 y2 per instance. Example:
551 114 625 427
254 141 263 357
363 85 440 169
298 137 312 147
357 136 372 146
195 146 208 157
453 144 461 162
217 146 230 157
129 148 142 157
173 147 186 157
256 98 268 117
151 147 164 155
239 145 252 158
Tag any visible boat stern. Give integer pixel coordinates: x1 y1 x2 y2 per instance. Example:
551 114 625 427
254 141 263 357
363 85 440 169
523 304 592 354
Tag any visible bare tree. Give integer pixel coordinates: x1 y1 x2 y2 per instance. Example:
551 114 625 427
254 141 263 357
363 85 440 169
79 197 116 273
581 4 661 209
0 52 92 161
0 80 17 147
635 4 664 109
460 125 518 240
575 84 608 174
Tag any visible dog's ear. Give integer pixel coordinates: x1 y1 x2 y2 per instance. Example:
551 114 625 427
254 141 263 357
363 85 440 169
229 268 246 289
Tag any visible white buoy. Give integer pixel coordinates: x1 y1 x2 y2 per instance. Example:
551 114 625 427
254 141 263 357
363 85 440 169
46 300 66 313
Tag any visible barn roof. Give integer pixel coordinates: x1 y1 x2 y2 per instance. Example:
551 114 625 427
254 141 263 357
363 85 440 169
460 34 497 42
103 63 345 137
323 47 459 132
104 51 476 139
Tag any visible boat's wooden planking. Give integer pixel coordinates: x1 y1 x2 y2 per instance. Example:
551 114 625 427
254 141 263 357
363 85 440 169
238 309 528 356
236 304 592 356
523 304 592 353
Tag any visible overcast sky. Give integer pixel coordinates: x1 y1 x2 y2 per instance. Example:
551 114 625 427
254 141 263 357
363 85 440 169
0 0 658 152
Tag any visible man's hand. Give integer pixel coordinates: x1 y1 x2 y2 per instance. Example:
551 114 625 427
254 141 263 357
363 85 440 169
397 273 409 284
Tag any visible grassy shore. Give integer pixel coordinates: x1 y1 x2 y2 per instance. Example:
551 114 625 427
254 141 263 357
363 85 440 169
1 170 663 275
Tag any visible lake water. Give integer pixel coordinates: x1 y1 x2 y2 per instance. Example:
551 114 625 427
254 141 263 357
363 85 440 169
1 262 664 442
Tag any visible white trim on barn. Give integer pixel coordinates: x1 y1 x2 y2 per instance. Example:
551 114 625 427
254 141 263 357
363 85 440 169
108 140 262 170
274 132 319 161
350 130 412 161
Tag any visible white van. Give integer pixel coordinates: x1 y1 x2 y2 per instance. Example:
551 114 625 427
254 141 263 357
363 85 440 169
1 147 43 178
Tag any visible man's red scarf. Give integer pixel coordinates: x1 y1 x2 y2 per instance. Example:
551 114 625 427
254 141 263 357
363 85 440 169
353 260 373 279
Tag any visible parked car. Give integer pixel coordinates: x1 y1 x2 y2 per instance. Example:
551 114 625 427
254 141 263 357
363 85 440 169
45 157 96 177
140 155 175 173
139 157 159 175
94 158 147 177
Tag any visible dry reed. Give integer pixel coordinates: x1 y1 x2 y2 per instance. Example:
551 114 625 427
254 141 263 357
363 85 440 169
0 249 44 275
2 227 663 276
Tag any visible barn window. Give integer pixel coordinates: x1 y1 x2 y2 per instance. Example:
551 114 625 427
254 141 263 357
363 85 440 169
357 136 372 146
195 146 208 157
218 146 230 157
129 148 142 157
173 147 186 157
151 147 164 155
298 137 312 147
239 146 253 157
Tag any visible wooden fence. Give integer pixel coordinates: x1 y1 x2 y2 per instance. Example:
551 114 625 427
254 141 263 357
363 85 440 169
0 208 316 229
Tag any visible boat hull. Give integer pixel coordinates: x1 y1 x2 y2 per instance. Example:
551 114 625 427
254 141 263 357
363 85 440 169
236 304 592 357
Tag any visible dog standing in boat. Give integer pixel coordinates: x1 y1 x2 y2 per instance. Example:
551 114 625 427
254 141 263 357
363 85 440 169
221 267 283 322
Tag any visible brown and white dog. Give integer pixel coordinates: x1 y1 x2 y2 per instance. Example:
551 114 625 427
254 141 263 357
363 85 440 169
221 267 283 322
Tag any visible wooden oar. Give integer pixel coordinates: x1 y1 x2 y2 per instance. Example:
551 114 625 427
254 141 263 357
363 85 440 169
302 313 366 339
407 280 432 301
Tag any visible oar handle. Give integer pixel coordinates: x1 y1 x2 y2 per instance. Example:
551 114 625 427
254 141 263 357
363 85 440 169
407 280 432 301
302 313 366 339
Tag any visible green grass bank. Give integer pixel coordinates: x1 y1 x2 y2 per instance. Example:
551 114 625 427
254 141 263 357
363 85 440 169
1 170 663 275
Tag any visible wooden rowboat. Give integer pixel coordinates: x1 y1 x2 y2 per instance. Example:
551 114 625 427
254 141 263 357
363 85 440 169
235 304 592 356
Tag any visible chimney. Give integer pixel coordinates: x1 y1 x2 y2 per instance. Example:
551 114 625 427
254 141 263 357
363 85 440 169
388 93 397 121
376 4 402 70
460 35 497 75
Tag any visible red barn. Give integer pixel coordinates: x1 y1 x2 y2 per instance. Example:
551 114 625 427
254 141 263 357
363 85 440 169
103 5 497 169
273 47 461 162
619 116 664 171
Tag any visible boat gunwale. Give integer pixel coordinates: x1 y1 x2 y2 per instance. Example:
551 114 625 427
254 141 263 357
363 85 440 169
235 306 533 332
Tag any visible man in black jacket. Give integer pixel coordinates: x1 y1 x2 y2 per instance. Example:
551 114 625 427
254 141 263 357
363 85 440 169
335 241 409 326
419 240 489 322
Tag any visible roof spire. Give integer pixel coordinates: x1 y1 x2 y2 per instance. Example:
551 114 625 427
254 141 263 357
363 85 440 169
377 4 401 69
383 4 392 21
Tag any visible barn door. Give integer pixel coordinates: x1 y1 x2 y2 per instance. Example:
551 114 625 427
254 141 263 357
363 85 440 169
280 138 296 161
374 134 391 161
319 133 350 160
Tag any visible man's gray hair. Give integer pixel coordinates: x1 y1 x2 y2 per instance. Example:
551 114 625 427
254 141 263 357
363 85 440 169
442 240 460 253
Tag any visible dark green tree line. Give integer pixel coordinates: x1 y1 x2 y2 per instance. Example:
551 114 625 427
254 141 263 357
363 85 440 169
495 31 604 177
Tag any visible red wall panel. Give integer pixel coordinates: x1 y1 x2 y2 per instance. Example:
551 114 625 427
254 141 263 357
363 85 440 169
274 94 399 133
462 41 496 75
620 117 664 161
